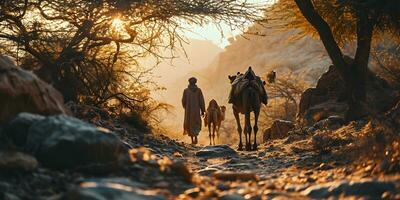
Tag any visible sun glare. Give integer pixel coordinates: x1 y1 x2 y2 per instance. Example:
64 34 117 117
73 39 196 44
111 18 125 33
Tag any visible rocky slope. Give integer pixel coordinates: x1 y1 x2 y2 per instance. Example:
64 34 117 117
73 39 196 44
197 23 331 105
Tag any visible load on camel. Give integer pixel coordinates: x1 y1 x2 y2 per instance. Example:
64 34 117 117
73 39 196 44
228 67 268 151
204 99 226 145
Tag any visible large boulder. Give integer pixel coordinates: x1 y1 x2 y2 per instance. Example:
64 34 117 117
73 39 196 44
63 178 165 200
0 151 38 172
3 113 126 169
0 55 69 124
263 120 295 142
302 179 397 199
308 115 345 132
2 113 45 147
298 65 398 125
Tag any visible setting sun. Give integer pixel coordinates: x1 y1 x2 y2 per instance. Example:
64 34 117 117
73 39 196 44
111 17 125 33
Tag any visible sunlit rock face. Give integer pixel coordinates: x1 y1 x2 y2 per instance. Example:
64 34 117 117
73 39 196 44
0 55 69 124
263 120 295 142
197 23 331 106
297 65 399 125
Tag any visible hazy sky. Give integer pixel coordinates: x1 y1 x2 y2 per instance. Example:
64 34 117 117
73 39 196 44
183 0 273 48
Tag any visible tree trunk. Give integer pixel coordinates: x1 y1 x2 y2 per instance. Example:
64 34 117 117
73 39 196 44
294 0 374 121
346 10 374 120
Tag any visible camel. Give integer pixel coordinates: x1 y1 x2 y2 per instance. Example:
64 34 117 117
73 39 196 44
204 99 226 145
228 67 267 151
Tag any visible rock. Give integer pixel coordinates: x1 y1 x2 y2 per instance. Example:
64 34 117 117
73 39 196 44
169 161 192 182
0 151 38 172
25 115 125 169
2 113 45 146
183 187 201 198
213 171 258 181
63 178 165 200
302 180 397 198
263 120 295 142
217 183 230 191
0 55 69 124
219 193 245 200
2 193 20 200
301 101 348 127
298 64 398 125
195 145 237 158
308 115 345 132
197 167 219 176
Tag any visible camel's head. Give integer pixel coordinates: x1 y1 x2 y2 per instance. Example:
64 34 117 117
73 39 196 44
228 75 237 83
220 106 226 113
267 70 276 83
244 66 256 81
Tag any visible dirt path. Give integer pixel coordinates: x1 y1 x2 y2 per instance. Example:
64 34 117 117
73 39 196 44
168 135 400 199
1 132 399 199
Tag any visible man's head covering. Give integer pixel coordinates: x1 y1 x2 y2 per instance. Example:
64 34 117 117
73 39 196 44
188 77 197 84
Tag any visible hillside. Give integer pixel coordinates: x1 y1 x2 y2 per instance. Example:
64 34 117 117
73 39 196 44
198 24 332 105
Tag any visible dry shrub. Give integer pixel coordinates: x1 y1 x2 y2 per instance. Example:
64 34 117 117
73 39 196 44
311 119 400 173
311 130 353 154
349 120 400 173
310 121 363 153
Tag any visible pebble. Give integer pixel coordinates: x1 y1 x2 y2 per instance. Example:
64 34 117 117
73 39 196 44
219 193 245 200
213 171 258 181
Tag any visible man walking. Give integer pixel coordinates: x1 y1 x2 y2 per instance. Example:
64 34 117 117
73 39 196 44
182 77 205 144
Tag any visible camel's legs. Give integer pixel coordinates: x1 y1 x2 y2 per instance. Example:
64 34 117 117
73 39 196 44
212 123 217 145
233 109 243 151
208 123 212 145
253 109 260 151
244 112 252 151
216 124 220 144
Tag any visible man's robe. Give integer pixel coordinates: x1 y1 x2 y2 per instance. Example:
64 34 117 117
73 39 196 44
182 85 205 136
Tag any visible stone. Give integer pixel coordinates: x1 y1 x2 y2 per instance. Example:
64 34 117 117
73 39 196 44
195 145 237 158
302 180 397 199
2 113 45 146
297 64 398 125
0 55 69 124
3 193 20 200
63 178 165 200
0 151 38 172
25 115 125 169
219 193 245 200
169 161 192 182
197 167 219 176
310 115 345 131
183 187 201 198
263 120 295 142
301 101 348 127
213 171 258 181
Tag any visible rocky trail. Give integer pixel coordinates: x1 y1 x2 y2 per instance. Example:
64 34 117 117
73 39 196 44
1 115 399 200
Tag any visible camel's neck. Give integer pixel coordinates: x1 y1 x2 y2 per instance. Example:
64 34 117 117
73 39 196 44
221 110 226 120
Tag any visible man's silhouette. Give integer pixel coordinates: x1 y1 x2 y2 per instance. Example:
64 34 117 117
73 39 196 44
182 77 205 144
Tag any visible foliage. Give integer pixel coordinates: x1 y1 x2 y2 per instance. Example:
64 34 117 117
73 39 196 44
259 71 308 127
371 42 400 88
0 0 261 125
268 0 400 46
